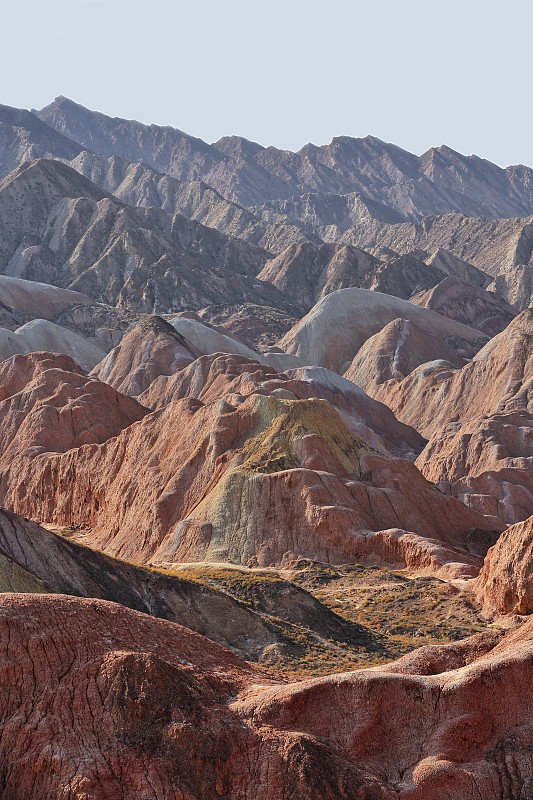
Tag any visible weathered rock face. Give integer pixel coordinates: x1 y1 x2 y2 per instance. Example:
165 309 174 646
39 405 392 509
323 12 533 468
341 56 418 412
96 315 308 393
424 248 490 288
137 352 424 458
416 412 533 524
168 315 266 362
0 102 314 259
0 352 147 458
358 310 533 524
92 316 198 396
0 367 501 571
2 100 529 320
258 244 449 315
0 592 532 799
0 102 84 178
246 619 533 800
257 190 408 241
473 516 533 616
0 306 135 372
424 312 532 523
0 96 532 797
367 310 532 439
336 210 533 282
355 253 444 301
0 159 295 315
52 303 147 353
344 317 465 391
0 552 51 594
278 288 487 373
0 274 95 319
487 264 533 312
0 594 281 800
257 242 384 314
410 275 517 336
70 156 315 256
0 272 149 353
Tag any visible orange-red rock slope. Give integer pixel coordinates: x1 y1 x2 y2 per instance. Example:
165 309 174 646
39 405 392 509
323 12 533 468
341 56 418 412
0 592 532 799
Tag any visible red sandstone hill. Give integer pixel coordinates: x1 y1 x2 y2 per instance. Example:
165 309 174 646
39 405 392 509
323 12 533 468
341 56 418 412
136 350 425 458
348 310 533 524
92 315 199 396
0 351 502 575
473 516 533 617
344 317 465 391
0 351 147 459
0 592 531 799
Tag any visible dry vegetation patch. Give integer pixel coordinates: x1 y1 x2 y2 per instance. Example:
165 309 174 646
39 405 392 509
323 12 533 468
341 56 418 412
290 561 492 658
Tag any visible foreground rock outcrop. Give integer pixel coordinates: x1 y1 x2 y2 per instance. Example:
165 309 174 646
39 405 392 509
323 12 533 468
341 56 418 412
474 516 533 617
0 592 532 799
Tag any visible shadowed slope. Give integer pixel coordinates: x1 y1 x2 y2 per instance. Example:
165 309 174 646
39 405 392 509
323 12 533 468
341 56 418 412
0 507 388 669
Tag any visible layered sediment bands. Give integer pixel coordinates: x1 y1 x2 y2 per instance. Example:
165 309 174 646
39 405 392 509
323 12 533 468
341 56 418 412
344 317 465 391
0 386 502 569
278 288 487 373
416 313 533 523
410 275 517 336
362 309 532 440
138 352 425 458
415 413 533 523
92 315 198 396
473 516 533 616
0 351 147 457
352 310 532 524
0 592 532 799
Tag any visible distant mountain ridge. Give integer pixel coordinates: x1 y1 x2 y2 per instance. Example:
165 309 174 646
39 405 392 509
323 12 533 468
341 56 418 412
2 98 532 316
34 95 533 218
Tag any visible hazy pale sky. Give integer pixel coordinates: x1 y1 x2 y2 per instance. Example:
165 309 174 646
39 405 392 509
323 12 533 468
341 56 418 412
2 0 532 167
